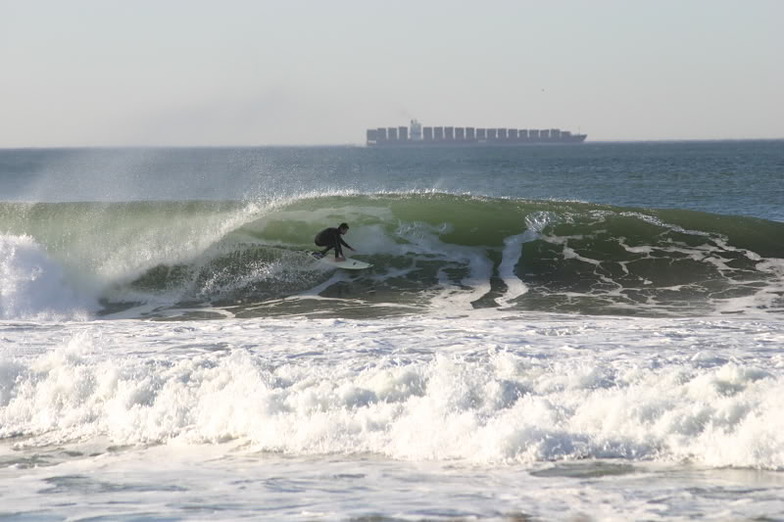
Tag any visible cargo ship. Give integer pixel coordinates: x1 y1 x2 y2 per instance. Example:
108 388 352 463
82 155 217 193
366 120 586 146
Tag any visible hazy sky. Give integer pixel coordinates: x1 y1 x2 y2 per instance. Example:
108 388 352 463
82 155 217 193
2 0 782 146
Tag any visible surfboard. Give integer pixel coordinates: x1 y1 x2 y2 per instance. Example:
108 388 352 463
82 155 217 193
311 252 372 270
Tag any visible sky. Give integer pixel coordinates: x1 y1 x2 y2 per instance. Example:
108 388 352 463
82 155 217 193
1 0 783 147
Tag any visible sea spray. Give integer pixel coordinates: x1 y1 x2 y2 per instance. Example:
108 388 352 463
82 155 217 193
0 235 94 320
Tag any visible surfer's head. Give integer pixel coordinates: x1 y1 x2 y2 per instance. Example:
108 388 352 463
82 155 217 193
339 223 349 234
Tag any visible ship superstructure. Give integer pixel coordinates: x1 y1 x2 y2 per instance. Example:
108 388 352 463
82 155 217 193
367 120 586 146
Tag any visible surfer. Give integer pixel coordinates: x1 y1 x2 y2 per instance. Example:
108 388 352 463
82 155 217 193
314 223 355 261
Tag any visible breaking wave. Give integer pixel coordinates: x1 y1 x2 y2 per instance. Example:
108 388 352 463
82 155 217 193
1 193 782 319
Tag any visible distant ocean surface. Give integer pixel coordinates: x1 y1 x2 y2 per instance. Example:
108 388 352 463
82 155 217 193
1 141 783 520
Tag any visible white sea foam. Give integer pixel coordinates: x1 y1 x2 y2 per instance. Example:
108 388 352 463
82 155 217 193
496 232 531 308
392 221 495 310
2 314 783 519
0 235 95 320
3 314 783 471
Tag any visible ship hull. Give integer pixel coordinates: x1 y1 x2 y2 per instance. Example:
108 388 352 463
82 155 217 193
366 122 586 146
367 136 587 147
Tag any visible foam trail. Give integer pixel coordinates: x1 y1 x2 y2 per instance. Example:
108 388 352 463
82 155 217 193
495 211 553 308
497 231 532 308
395 222 494 311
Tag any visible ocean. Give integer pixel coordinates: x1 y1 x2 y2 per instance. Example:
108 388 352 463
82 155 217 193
1 141 783 520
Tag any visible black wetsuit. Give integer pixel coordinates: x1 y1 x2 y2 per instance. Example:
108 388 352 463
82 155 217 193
314 227 352 259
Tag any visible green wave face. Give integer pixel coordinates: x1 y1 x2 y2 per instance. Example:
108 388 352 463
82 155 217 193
2 194 782 318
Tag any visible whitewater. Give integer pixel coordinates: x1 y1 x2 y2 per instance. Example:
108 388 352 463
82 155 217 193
1 142 783 520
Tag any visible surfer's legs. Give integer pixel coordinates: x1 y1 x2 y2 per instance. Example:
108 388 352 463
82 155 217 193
315 239 332 257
